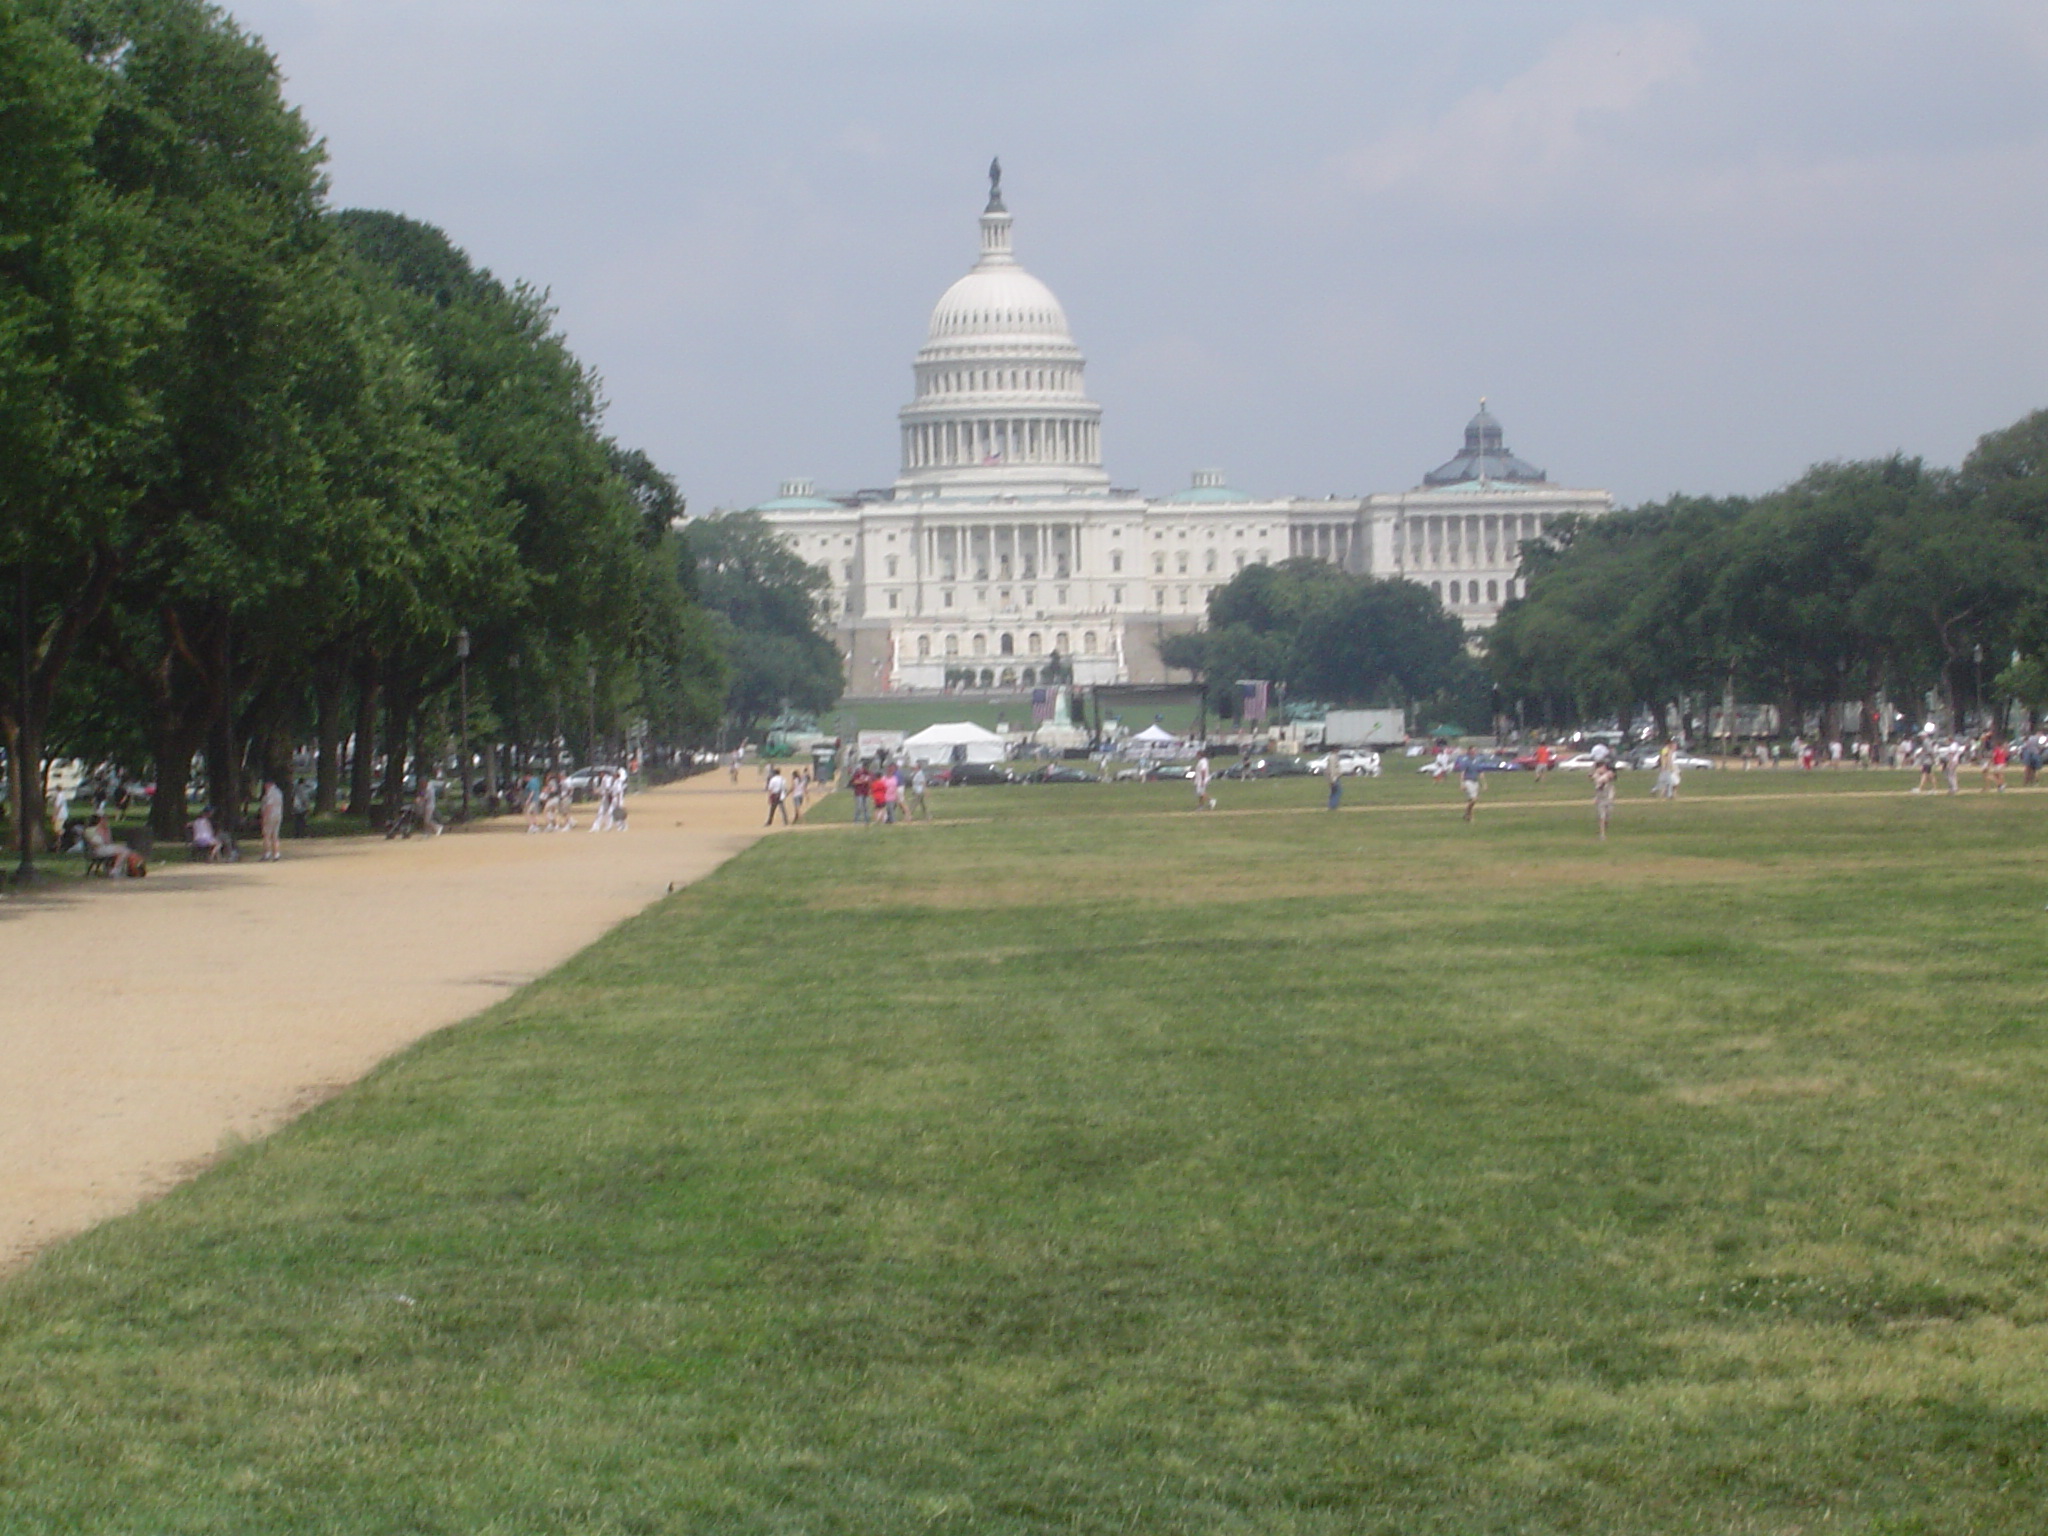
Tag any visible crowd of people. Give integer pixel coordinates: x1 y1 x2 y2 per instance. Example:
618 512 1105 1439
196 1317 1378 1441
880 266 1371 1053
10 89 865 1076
520 768 630 833
838 761 931 826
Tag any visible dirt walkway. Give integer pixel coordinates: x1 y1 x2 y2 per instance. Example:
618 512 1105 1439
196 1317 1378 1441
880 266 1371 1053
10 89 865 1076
0 773 786 1271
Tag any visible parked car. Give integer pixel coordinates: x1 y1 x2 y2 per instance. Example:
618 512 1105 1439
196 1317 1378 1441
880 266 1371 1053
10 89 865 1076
1415 753 1519 773
1226 755 1316 779
1557 752 1633 771
1305 750 1383 777
943 762 1018 786
1025 763 1098 783
564 766 622 800
1626 747 1717 771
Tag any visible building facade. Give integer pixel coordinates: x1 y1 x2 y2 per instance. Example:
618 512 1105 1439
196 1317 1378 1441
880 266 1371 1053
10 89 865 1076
743 172 1612 692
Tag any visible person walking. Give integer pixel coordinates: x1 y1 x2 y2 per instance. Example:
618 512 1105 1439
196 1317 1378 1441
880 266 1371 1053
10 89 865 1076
789 768 808 823
2022 734 2042 788
1592 756 1617 841
1941 738 1963 796
416 775 444 836
1653 741 1677 800
1324 748 1343 811
1914 736 1936 794
1984 740 2009 793
259 775 285 861
765 768 788 825
871 765 892 824
1455 747 1483 824
1533 740 1554 783
850 763 872 825
1193 752 1214 811
910 763 930 820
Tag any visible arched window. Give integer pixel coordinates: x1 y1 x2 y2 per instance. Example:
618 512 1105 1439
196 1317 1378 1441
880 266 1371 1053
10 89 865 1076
1431 581 1443 599
1083 630 1097 654
1486 580 1498 603
978 668 994 688
1020 668 1036 686
1449 581 1461 604
972 634 987 657
945 635 960 657
999 667 1017 687
917 635 931 657
1028 632 1041 653
1055 632 1069 653
999 633 1015 656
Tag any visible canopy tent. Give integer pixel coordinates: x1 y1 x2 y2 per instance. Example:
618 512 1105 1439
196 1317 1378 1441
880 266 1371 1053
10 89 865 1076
1124 722 1189 761
901 721 1008 766
1125 723 1186 756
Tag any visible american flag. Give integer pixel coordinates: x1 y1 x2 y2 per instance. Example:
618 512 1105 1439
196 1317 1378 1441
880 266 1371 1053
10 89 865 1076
1031 687 1053 723
1238 680 1269 722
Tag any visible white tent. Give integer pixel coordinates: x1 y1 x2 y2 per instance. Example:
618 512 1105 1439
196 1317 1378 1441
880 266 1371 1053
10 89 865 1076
1127 723 1183 750
902 721 1008 766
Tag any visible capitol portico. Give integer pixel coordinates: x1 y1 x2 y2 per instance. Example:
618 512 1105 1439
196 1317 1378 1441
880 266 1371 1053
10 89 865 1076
742 166 1612 693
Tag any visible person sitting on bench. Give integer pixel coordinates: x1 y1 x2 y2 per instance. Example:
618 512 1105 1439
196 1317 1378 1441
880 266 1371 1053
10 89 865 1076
189 810 227 863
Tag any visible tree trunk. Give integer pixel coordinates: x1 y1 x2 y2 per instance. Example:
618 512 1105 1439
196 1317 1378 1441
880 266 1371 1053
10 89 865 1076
8 715 48 863
313 656 346 815
147 719 204 842
378 682 414 818
348 658 380 817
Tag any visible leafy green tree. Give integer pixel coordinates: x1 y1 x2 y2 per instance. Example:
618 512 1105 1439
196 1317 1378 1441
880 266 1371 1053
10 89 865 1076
1165 559 1470 721
686 511 842 736
0 0 167 865
610 446 725 749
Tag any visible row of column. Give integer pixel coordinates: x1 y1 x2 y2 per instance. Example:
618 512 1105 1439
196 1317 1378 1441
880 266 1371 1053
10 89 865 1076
922 523 1080 584
1290 522 1360 567
1406 512 1544 570
902 416 1099 471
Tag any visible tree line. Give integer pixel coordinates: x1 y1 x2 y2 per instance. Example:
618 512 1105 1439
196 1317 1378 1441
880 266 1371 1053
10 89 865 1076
1 0 841 865
1159 559 1487 726
1488 410 2048 739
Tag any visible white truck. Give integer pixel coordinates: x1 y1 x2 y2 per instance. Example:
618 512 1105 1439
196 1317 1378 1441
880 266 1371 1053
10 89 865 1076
1320 709 1408 748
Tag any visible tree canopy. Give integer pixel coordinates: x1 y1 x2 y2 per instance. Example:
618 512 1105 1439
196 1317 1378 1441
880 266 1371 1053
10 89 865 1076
1161 559 1478 722
2 0 737 861
1488 416 2048 737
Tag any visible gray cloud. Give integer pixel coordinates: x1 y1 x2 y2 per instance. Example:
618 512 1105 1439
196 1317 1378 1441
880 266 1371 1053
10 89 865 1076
232 1 2048 510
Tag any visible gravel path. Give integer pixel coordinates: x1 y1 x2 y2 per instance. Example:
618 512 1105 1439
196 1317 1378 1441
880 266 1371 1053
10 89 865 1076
0 774 779 1271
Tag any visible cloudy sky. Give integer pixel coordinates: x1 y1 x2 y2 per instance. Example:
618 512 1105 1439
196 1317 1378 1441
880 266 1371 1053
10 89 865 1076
229 1 2048 511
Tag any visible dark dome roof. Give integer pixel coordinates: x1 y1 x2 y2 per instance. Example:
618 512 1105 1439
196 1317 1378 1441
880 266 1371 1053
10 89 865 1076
1423 401 1547 486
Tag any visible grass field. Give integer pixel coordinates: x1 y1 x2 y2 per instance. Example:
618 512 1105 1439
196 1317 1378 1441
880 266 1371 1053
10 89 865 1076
5 769 2048 1531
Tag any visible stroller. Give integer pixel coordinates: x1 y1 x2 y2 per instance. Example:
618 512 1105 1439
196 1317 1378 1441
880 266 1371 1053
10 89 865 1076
383 803 422 840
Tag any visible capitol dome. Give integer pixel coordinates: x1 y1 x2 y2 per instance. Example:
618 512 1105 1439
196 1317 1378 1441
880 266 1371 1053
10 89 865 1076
895 163 1108 497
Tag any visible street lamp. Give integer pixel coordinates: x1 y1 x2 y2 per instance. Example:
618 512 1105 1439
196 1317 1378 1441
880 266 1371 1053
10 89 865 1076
456 628 471 823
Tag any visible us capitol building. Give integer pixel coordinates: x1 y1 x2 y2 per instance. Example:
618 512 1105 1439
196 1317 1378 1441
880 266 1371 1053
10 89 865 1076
739 166 1612 693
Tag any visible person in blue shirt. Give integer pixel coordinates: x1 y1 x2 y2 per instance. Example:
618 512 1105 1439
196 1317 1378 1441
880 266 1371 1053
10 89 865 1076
1455 749 1483 823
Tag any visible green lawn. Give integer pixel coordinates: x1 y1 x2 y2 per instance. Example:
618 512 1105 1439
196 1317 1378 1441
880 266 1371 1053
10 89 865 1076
5 772 2048 1531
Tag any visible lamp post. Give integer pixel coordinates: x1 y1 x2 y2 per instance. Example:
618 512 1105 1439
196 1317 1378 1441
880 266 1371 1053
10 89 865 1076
586 662 598 766
456 628 471 824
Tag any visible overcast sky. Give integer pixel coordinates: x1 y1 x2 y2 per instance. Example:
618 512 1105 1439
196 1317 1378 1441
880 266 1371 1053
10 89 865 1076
227 1 2048 511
